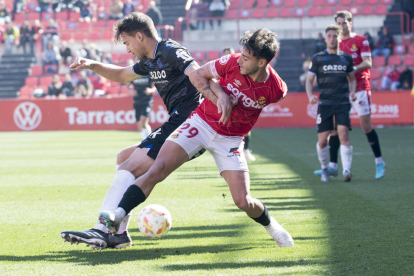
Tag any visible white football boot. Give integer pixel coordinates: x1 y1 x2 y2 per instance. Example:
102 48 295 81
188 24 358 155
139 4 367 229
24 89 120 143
264 217 294 247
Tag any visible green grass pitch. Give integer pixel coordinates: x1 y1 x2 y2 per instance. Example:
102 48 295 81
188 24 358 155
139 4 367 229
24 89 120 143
1 127 413 275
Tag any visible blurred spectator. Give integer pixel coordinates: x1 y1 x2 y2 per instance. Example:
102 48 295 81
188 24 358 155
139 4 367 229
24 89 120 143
78 0 95 22
61 0 78 11
363 31 374 50
61 73 75 96
59 41 72 64
191 0 208 30
314 33 326 54
300 56 316 87
18 21 33 54
101 52 113 64
42 41 60 73
189 8 198 30
373 27 395 61
122 0 134 16
91 75 108 96
78 40 91 58
0 1 11 24
97 6 107 19
31 19 43 52
222 46 234 56
12 0 26 20
3 21 20 54
209 0 226 30
108 0 124 20
381 65 400 91
47 74 62 98
398 65 413 90
75 71 93 97
42 18 59 49
88 48 101 62
37 0 51 12
146 1 162 26
51 0 62 12
253 0 270 8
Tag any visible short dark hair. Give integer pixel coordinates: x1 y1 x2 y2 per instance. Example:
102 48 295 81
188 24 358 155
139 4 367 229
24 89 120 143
335 10 353 23
114 12 157 42
325 24 342 35
222 46 235 54
239 28 279 63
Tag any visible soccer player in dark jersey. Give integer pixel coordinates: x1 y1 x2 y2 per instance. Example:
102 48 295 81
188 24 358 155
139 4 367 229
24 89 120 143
315 10 386 179
306 25 357 182
99 28 294 248
60 12 233 250
127 74 155 138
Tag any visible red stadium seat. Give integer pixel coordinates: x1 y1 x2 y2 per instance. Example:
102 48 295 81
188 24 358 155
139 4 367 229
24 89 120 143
229 0 241 9
348 6 360 15
381 0 392 4
388 56 401 66
30 66 43 77
60 33 73 41
226 10 238 19
257 0 271 8
354 0 366 4
14 13 26 22
88 32 101 41
69 11 81 21
92 20 106 29
298 0 309 7
265 8 278 18
243 0 255 8
339 0 352 5
252 9 265 18
313 0 324 6
20 86 34 98
42 12 53 21
106 86 120 95
376 79 382 90
393 45 406 55
284 0 296 8
25 77 39 86
308 7 321 16
120 53 134 62
101 32 114 41
403 56 414 66
334 6 347 14
78 21 91 31
321 7 333 16
192 50 205 61
239 9 251 18
39 76 53 86
66 21 77 30
361 6 374 15
74 32 88 41
28 12 40 21
106 20 117 29
294 8 305 17
409 45 414 55
374 5 387 15
367 0 379 4
111 53 120 63
325 0 337 6
373 56 386 67
270 0 283 7
279 8 292 17
207 50 220 60
370 68 381 79
55 12 68 21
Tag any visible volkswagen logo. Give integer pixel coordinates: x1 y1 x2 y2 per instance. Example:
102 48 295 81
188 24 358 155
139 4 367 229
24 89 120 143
13 102 42 131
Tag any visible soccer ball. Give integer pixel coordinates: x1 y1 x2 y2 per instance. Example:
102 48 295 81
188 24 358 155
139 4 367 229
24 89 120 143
137 204 172 239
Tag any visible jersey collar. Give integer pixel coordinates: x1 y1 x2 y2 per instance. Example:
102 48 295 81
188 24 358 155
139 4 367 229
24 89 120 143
153 37 162 59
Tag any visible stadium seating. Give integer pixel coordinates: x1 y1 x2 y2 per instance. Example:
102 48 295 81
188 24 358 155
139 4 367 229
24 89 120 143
393 45 406 55
373 56 386 67
207 51 220 60
403 56 414 66
388 56 401 66
370 68 381 79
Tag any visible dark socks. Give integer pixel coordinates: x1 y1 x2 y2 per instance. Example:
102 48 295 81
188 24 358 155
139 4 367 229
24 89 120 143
251 203 271 226
366 129 382 158
118 185 147 214
244 135 250 150
329 135 340 164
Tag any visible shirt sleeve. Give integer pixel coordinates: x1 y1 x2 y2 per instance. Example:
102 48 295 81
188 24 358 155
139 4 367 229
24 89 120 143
209 54 238 79
347 56 354 74
132 60 148 76
360 37 371 57
167 46 196 75
308 55 318 75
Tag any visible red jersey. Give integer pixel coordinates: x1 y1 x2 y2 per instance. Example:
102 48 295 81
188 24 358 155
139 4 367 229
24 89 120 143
195 54 287 136
339 33 371 92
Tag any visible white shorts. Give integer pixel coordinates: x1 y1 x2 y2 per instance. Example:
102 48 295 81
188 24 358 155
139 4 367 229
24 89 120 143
351 90 371 117
166 113 248 174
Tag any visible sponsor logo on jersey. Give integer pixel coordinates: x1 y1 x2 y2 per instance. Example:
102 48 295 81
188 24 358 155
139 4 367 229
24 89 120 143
150 70 166 80
171 132 179 138
363 40 369 46
219 54 231 65
227 147 241 157
351 44 358 51
323 64 348 72
176 49 192 63
258 96 266 105
352 53 358 59
14 102 42 131
260 104 293 118
149 128 162 139
359 101 366 106
233 79 242 87
226 83 266 109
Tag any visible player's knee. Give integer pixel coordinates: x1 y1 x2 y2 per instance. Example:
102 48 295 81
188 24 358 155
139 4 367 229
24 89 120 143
147 161 168 183
319 140 328 148
362 124 373 133
234 196 252 212
116 150 128 166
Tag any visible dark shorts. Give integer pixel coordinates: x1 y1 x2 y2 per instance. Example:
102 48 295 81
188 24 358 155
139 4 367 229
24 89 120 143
134 101 153 120
317 104 352 133
138 98 203 160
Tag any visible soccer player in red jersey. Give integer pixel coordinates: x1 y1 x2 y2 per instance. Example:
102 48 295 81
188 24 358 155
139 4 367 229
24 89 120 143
99 28 294 247
316 10 385 179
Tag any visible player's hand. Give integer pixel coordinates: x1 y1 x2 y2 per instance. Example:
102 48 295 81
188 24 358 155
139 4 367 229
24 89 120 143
350 92 356 102
69 57 96 71
217 93 233 124
309 95 318 105
229 94 238 107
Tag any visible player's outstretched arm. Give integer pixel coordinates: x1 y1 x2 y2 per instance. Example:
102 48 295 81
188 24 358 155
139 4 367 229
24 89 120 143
70 57 141 84
306 73 318 104
188 62 233 124
354 56 372 72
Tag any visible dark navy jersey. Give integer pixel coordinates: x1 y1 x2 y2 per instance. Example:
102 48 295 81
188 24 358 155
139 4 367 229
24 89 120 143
309 50 354 105
131 75 152 105
132 38 199 114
